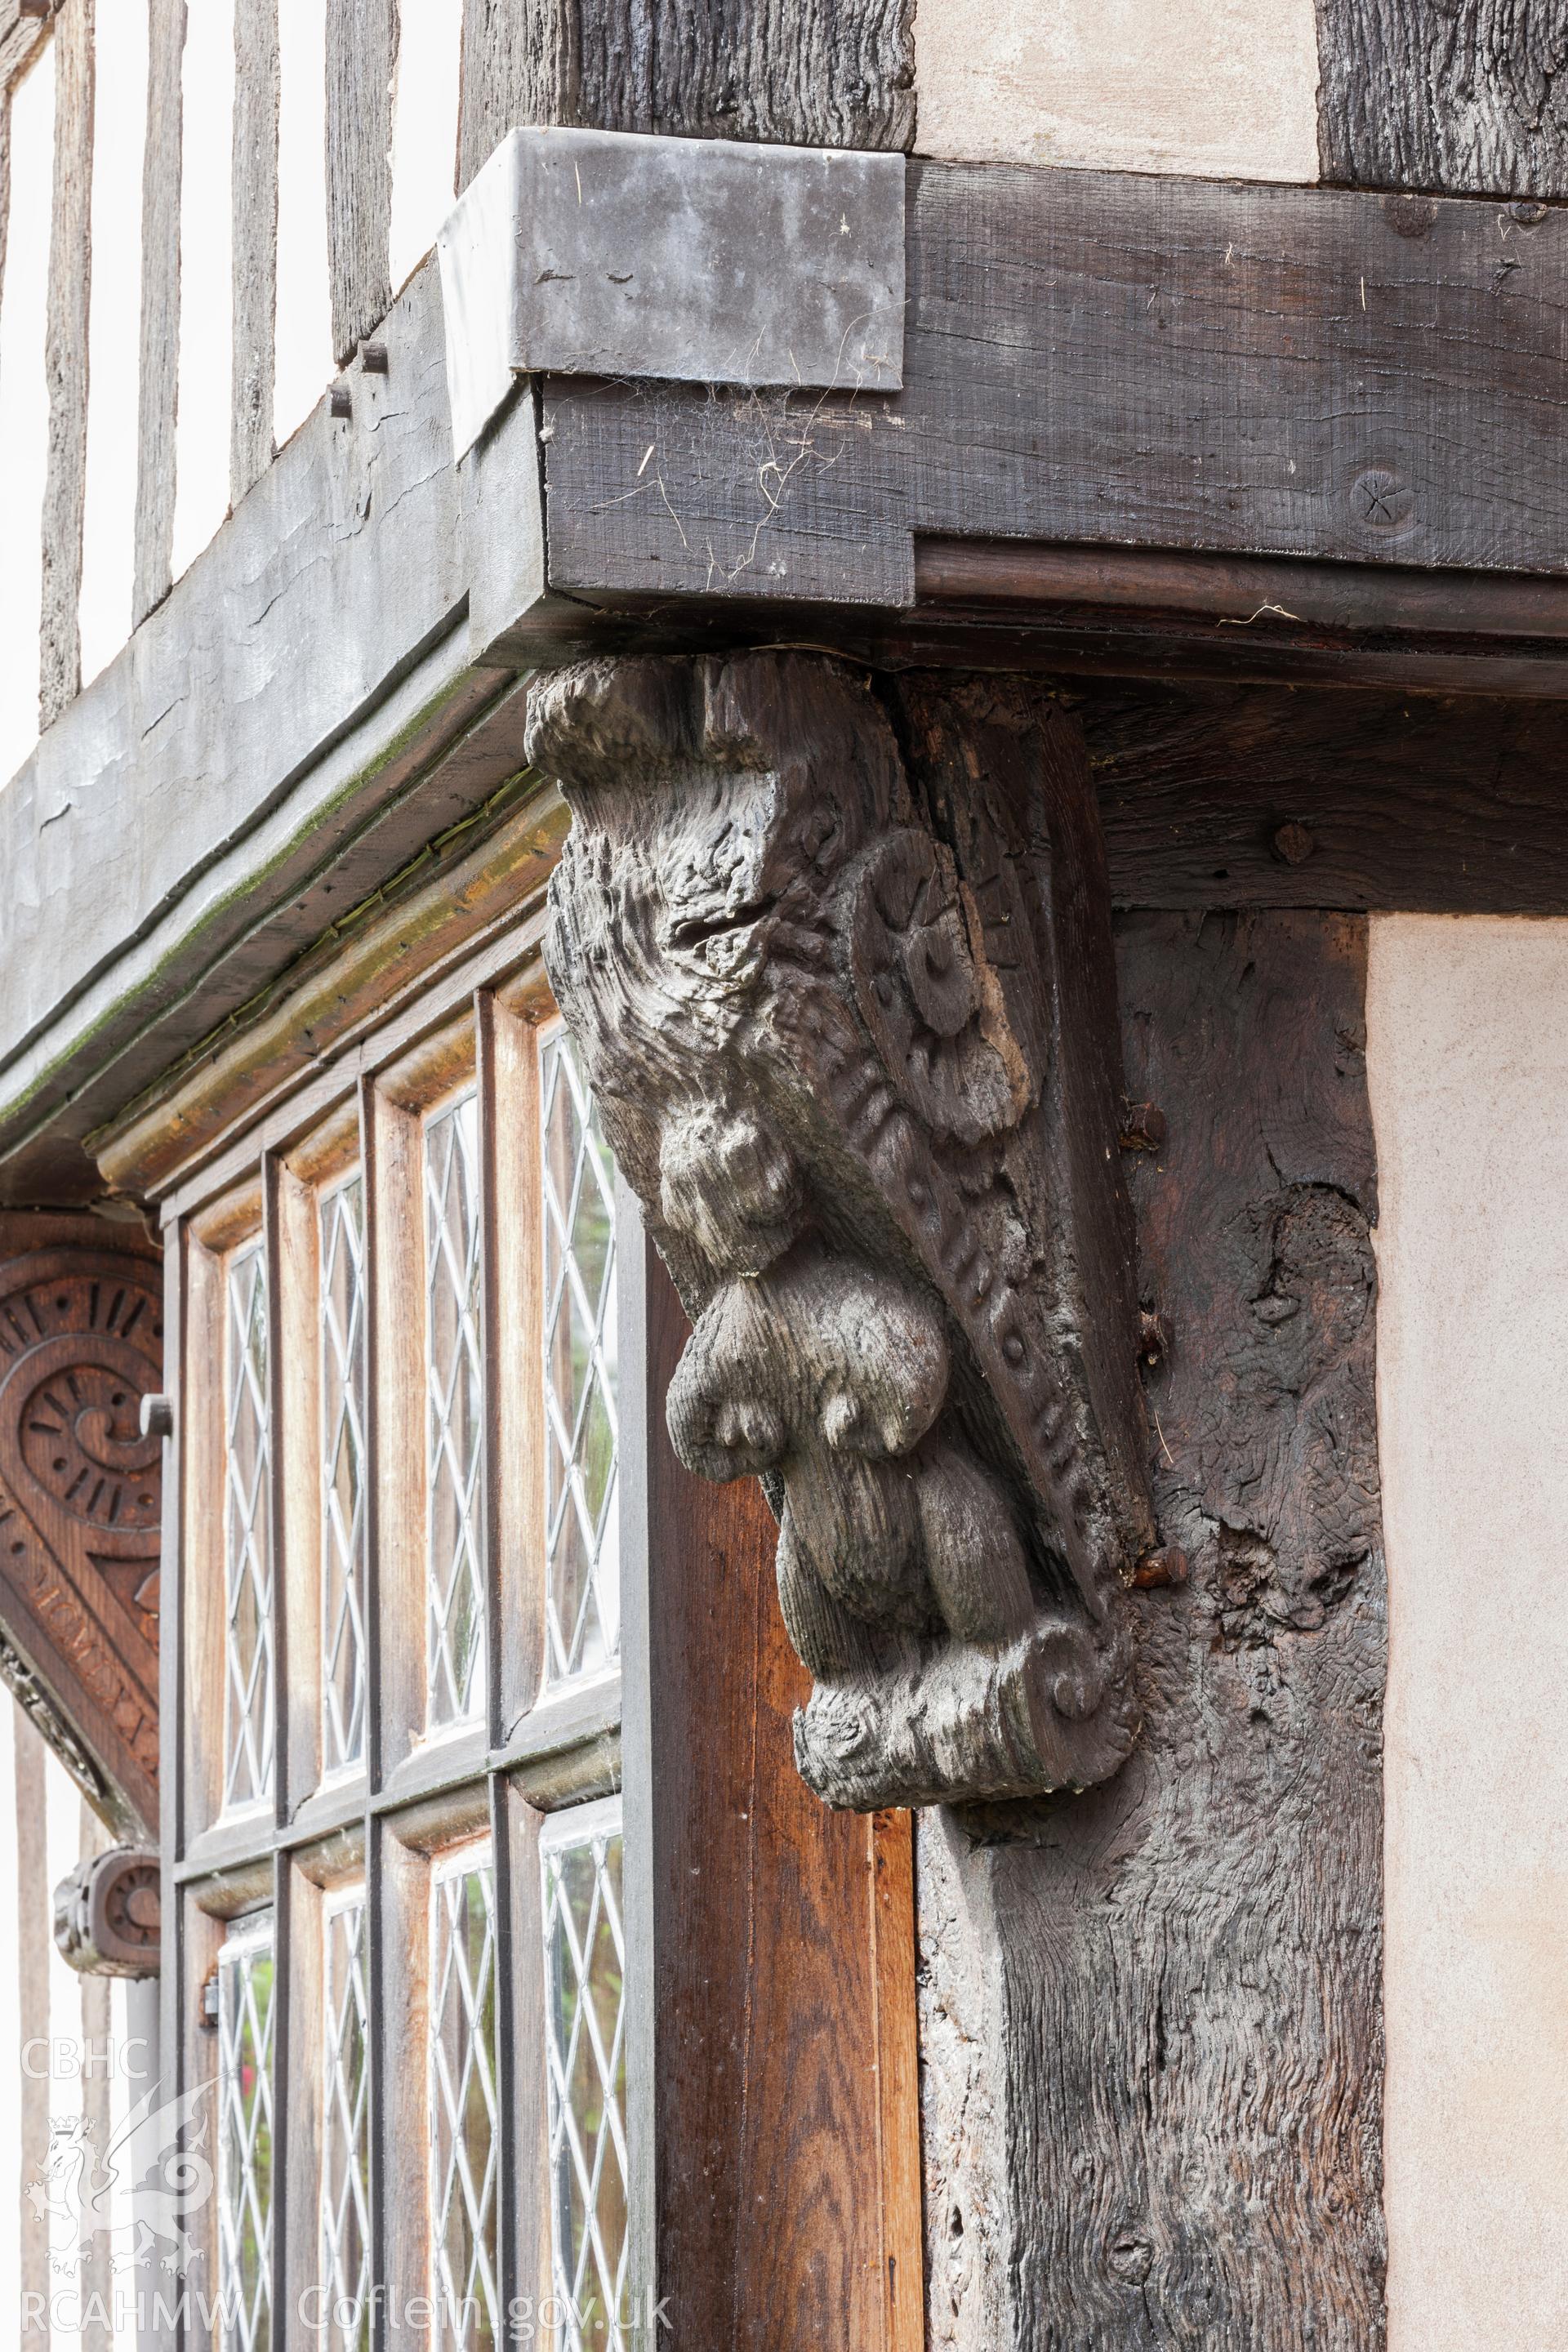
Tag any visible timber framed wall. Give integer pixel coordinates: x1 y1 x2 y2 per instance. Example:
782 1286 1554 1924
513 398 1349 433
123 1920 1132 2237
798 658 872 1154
1 2 1566 2349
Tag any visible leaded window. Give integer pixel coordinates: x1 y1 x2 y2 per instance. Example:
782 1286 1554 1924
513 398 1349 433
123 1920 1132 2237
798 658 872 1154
425 1089 486 1726
319 1174 368 1774
217 1915 277 2352
430 1845 499 2350
541 1025 621 1689
542 1801 630 2351
164 971 669 2352
321 1890 371 2350
224 1244 273 1811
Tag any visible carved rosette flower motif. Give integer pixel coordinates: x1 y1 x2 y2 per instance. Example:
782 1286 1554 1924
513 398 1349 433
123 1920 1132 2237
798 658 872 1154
55 1844 161 1978
532 653 1156 1811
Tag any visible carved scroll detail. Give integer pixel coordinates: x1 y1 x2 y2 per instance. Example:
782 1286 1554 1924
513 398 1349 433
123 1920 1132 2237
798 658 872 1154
0 1241 163 1836
0 1627 105 1802
55 1844 161 1978
532 655 1155 1811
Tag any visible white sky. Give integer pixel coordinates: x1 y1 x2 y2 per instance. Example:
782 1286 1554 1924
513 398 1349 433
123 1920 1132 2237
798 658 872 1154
274 0 331 449
389 0 464 295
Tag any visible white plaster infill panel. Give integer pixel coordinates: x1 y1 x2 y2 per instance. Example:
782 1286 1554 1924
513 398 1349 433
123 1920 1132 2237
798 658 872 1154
915 0 1321 185
1368 915 1568 2352
438 127 906 460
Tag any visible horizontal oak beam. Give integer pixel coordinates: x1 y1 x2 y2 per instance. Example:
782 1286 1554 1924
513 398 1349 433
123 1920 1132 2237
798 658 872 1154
543 156 1568 607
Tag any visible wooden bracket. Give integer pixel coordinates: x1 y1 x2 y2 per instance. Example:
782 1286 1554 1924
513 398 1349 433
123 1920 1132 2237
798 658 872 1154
0 1218 162 1836
54 1842 161 1978
532 653 1156 1810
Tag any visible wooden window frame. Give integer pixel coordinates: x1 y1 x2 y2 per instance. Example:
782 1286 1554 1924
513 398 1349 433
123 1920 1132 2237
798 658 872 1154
156 910 920 2350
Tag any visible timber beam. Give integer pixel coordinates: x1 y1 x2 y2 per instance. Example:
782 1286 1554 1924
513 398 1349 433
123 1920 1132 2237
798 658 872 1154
539 153 1568 610
7 136 1568 1207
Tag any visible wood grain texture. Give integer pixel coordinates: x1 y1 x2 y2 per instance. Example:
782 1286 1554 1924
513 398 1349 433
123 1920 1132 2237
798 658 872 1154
276 1859 320 2344
0 1214 163 1838
912 537 1568 701
77 1806 114 2352
133 0 185 624
630 1228 918 2348
871 1808 925 2352
1317 0 1568 198
325 0 394 363
457 0 914 186
920 910 1386 2350
266 1155 315 1815
0 5 52 91
533 654 1154 1809
40 0 92 725
15 1709 50 2322
1080 677 1568 915
543 158 1568 604
231 0 278 501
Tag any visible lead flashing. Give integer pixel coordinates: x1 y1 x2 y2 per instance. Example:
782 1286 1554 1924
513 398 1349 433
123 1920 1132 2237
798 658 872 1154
439 127 906 461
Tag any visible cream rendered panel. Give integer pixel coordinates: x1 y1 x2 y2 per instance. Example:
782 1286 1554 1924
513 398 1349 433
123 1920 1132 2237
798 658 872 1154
915 0 1321 183
1369 915 1568 2350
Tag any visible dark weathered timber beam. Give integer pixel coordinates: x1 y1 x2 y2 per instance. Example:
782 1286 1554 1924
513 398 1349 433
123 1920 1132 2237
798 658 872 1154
1316 0 1568 199
906 537 1568 699
455 0 915 191
920 904 1385 2348
543 158 1568 606
0 1213 163 1838
1079 677 1568 915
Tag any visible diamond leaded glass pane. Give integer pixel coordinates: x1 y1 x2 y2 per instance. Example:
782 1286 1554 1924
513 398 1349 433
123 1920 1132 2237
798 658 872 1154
425 1092 485 1726
542 1806 629 2352
540 1028 620 1688
218 1918 276 2352
224 1245 273 1811
321 1893 371 2352
430 1850 499 2350
320 1176 368 1774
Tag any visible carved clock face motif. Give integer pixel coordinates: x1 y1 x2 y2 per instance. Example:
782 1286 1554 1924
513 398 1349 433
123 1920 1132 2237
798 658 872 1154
103 1856 161 1950
1 1272 163 1537
19 1357 161 1531
0 1246 164 1836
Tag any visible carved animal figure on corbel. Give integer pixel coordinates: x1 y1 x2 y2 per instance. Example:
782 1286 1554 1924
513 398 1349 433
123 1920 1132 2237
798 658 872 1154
531 653 1156 1811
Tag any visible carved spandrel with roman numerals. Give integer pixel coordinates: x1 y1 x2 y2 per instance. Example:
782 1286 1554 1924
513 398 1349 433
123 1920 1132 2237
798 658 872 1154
532 653 1157 1813
0 1223 163 1836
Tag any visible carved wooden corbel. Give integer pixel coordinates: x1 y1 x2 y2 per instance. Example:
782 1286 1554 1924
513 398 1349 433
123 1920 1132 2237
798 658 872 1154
0 1221 162 1836
54 1844 161 1978
532 655 1156 1811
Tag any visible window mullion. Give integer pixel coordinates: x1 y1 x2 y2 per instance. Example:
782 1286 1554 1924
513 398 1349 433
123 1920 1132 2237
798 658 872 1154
364 1079 425 1785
